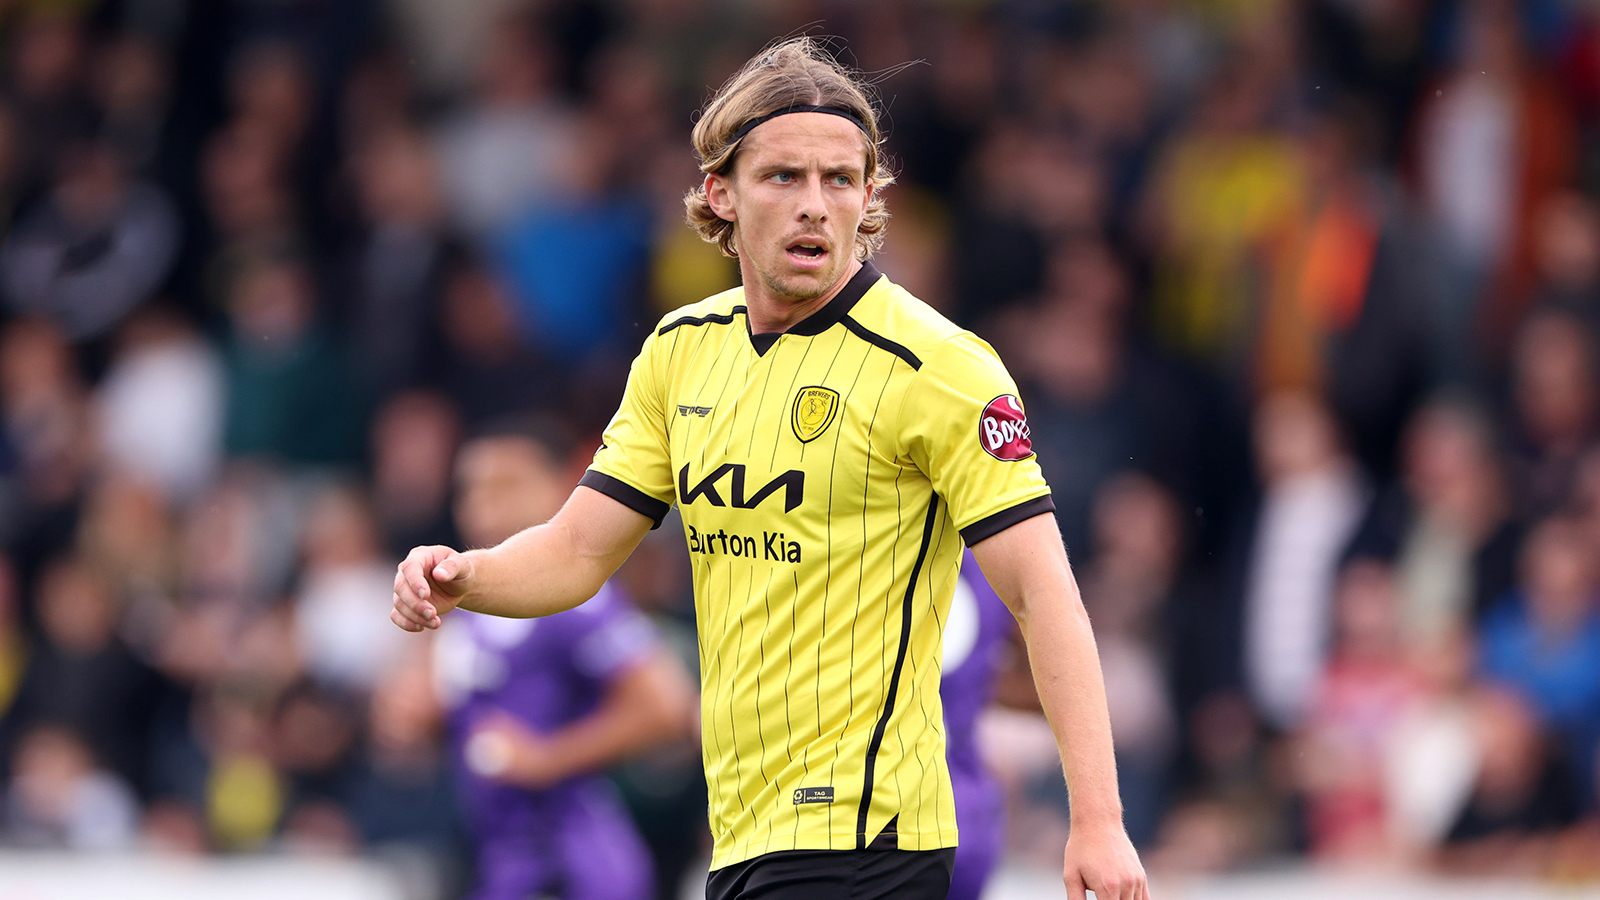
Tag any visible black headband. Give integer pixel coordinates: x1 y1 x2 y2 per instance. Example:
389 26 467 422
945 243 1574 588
727 105 869 147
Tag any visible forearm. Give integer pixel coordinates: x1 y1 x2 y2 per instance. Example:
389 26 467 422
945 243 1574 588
534 655 691 781
458 518 622 618
974 515 1125 831
1019 584 1125 830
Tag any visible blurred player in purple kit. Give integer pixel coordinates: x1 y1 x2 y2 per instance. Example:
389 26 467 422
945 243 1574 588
432 420 696 900
942 550 1028 900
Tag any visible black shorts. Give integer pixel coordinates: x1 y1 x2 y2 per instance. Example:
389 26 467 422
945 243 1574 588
705 847 955 900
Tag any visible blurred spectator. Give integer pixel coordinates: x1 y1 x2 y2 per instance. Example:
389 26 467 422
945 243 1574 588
491 114 651 363
1412 0 1576 366
947 123 1054 320
93 308 225 504
221 254 362 466
369 390 461 558
1531 192 1600 321
1349 396 1521 640
1506 307 1598 517
434 12 580 238
271 682 360 850
432 260 561 425
4 555 170 795
4 9 94 193
1383 628 1480 858
1274 102 1429 473
348 659 460 858
4 723 138 850
140 798 208 855
1478 515 1600 798
176 466 302 611
199 686 283 852
1034 28 1158 216
643 149 737 315
1080 472 1182 846
226 42 314 174
1437 686 1582 875
1243 391 1367 730
1294 558 1423 862
0 138 180 341
336 124 451 398
885 15 1001 197
90 33 172 175
1143 51 1306 381
1146 690 1286 873
389 0 533 95
1014 237 1205 554
198 119 299 293
0 317 89 517
293 485 411 694
74 474 180 649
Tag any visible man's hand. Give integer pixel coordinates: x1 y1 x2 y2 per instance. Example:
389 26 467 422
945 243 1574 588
1063 822 1149 900
463 711 565 788
391 544 474 632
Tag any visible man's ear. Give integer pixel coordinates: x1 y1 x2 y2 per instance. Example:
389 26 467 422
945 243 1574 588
861 178 874 216
705 173 736 224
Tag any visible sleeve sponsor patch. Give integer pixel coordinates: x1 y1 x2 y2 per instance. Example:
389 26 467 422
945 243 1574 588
979 394 1033 461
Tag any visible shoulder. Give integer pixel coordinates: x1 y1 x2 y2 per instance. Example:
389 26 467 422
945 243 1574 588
653 287 747 337
846 277 966 368
850 276 1014 380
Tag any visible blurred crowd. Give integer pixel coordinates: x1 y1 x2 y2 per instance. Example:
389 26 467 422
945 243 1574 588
4 0 1600 893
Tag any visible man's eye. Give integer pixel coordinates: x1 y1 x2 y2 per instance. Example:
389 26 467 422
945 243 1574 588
832 175 853 186
772 172 793 183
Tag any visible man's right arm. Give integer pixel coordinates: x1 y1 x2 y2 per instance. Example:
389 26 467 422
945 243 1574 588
390 486 655 630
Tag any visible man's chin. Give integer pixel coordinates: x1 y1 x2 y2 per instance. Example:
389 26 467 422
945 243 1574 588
760 260 843 302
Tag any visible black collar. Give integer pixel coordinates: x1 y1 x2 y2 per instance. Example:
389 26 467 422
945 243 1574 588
748 261 882 354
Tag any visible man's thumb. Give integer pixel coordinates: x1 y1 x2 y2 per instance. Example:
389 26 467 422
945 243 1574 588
433 554 465 583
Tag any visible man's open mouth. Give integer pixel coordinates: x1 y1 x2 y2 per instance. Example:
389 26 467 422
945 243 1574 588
787 242 828 262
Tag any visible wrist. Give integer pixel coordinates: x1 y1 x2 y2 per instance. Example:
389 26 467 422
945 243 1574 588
1069 808 1126 836
450 549 487 608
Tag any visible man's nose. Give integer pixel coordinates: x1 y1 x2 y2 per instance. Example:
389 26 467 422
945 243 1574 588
797 176 827 222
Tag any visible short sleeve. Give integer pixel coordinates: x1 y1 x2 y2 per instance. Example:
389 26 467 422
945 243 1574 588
581 327 674 527
900 333 1054 544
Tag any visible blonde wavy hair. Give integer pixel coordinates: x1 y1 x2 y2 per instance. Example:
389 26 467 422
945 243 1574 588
684 37 894 260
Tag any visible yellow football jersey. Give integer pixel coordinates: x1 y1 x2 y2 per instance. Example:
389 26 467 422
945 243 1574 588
581 263 1053 868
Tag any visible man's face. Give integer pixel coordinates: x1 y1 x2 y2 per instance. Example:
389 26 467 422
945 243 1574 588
707 113 872 302
453 437 565 548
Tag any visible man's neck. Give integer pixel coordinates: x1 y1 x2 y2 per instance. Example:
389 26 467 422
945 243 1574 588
742 258 863 335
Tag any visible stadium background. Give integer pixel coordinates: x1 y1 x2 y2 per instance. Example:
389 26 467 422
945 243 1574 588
1 0 1599 897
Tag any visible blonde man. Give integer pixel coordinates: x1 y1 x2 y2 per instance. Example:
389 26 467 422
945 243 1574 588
394 38 1148 900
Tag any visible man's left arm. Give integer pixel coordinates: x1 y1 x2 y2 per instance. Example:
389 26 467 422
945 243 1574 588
466 648 695 789
971 514 1150 900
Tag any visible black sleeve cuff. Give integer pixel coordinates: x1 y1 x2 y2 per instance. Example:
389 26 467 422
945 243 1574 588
959 494 1055 545
579 470 671 529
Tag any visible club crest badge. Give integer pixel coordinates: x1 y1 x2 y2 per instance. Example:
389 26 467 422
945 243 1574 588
792 386 840 443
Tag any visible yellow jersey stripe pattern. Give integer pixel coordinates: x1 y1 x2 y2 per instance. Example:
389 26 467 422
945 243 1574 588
581 263 1053 868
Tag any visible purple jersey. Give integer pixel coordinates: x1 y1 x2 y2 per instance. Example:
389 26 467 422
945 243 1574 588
941 551 1014 900
435 583 656 900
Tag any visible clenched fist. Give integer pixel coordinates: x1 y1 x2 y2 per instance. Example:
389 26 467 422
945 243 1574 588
390 544 475 632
